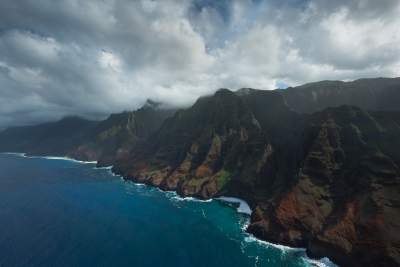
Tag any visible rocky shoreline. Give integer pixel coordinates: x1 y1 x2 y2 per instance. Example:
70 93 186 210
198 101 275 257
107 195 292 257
2 152 338 267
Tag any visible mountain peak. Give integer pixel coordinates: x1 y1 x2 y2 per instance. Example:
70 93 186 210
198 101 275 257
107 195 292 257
235 88 256 96
215 88 233 95
143 99 161 110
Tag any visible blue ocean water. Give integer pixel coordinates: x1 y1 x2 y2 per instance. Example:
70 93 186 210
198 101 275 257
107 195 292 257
0 153 335 267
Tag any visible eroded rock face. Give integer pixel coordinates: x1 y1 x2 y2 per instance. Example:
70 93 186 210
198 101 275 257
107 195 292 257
248 106 400 267
114 101 400 266
115 89 271 200
67 101 176 165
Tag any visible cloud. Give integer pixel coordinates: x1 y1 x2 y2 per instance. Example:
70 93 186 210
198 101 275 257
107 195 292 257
0 0 399 127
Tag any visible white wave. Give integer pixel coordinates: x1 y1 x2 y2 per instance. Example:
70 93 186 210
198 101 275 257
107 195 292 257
239 217 251 231
244 234 338 267
166 193 250 212
306 257 338 267
105 171 146 189
95 165 113 170
3 152 97 165
107 169 120 177
1 152 26 156
167 191 212 203
216 196 252 215
107 170 129 184
181 196 213 202
244 235 305 253
38 156 97 164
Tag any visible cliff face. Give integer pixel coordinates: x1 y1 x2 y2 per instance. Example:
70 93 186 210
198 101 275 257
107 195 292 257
112 85 400 266
1 78 400 266
113 89 271 199
67 101 176 165
248 106 400 266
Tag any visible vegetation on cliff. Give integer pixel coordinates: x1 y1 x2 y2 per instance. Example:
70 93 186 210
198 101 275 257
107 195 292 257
1 78 400 266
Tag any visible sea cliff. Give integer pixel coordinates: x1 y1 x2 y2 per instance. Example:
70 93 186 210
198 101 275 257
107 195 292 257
1 78 400 266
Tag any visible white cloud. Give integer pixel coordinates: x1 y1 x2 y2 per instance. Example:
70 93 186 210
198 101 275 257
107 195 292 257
0 0 399 127
98 51 122 71
315 6 400 68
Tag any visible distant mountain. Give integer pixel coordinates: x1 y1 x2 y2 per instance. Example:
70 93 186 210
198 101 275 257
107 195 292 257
0 116 97 155
1 78 399 266
68 100 176 165
0 100 177 163
279 77 400 113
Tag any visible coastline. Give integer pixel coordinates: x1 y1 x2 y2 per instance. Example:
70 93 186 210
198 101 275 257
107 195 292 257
1 152 337 267
3 152 97 164
215 196 252 215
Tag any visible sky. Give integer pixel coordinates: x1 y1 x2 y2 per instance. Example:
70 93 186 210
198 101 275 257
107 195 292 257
0 0 399 128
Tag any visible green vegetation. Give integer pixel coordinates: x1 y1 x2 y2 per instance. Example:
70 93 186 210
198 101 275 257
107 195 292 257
98 126 121 140
187 177 207 187
216 169 231 189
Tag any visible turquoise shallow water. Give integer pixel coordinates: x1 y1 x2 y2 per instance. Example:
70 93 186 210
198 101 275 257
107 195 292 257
0 153 335 267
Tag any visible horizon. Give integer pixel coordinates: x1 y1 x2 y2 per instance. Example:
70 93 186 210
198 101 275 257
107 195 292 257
1 0 400 128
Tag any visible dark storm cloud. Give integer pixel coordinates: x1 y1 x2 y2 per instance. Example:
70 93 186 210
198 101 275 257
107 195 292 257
0 0 399 128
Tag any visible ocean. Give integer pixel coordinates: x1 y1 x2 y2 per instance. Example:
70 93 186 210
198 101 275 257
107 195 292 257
0 153 336 267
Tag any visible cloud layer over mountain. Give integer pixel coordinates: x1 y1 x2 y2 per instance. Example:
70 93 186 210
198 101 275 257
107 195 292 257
0 0 399 127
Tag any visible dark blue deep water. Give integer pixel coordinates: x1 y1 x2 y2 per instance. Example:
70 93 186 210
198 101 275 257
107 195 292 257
0 153 336 267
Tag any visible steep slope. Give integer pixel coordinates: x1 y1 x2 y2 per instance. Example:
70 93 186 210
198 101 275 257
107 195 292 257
279 77 400 113
113 89 400 267
113 89 272 199
68 100 176 165
248 105 400 267
113 89 307 204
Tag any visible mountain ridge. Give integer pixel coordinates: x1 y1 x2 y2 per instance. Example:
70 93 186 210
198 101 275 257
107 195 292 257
1 77 400 266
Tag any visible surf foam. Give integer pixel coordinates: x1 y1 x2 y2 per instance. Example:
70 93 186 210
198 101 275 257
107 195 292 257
1 152 97 164
216 196 252 215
